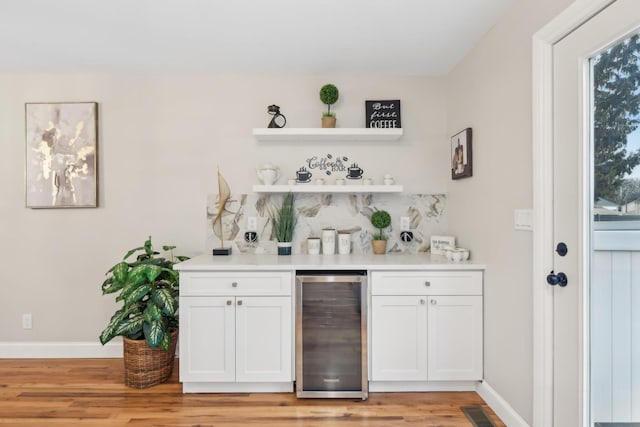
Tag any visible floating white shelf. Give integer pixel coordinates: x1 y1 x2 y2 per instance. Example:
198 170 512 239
252 127 403 142
252 184 404 193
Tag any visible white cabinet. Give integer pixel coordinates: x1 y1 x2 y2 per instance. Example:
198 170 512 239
371 296 427 381
179 271 293 392
426 295 482 381
370 271 483 386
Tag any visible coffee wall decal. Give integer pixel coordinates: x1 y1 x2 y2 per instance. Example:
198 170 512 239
299 153 359 180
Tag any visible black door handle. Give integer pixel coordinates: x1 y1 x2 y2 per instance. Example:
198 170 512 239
546 270 568 287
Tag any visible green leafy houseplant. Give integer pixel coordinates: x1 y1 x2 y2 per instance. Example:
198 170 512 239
100 237 189 351
271 192 297 243
319 84 339 117
371 210 391 241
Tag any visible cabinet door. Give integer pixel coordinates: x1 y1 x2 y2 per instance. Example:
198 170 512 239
427 295 483 381
235 296 292 382
180 297 235 382
371 295 427 381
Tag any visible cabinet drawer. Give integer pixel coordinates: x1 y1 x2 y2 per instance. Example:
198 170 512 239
370 271 482 296
181 271 293 296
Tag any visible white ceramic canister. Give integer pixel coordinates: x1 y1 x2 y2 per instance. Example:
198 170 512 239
307 238 321 255
338 233 351 255
322 228 336 255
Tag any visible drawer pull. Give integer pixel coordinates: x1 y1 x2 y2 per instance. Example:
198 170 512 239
425 281 431 287
420 299 426 305
232 282 238 287
237 300 243 306
226 300 232 306
430 299 437 305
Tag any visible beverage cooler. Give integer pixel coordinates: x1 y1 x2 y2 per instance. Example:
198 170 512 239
295 270 368 399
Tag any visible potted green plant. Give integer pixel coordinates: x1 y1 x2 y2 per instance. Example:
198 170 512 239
99 236 189 388
319 83 339 128
370 210 391 254
271 192 297 255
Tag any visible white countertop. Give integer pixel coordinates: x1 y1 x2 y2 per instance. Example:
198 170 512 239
174 253 484 272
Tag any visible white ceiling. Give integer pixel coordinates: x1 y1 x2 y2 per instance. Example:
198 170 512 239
0 0 515 75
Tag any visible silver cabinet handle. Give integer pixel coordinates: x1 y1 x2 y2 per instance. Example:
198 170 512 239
232 282 238 287
237 300 243 306
420 299 426 305
425 281 431 287
430 299 437 305
226 300 232 306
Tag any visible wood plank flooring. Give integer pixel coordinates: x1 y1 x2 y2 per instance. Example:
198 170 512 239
0 359 505 426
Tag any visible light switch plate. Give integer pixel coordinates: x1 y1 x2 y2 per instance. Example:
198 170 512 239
514 209 533 231
400 216 411 230
247 217 258 232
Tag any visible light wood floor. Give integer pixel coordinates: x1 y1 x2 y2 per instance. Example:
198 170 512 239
0 359 505 426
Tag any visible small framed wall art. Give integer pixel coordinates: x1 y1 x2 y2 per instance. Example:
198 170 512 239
451 127 472 180
25 102 98 208
365 100 401 128
430 235 455 255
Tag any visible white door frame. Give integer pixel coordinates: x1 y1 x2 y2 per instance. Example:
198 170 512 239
532 1 615 426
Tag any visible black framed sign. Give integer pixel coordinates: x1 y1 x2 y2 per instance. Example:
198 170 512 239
365 100 401 128
451 128 473 180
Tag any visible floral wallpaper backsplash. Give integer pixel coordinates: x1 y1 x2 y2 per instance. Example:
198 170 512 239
206 193 448 255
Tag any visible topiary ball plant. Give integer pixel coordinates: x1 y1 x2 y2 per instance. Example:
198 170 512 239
319 84 339 117
371 210 391 241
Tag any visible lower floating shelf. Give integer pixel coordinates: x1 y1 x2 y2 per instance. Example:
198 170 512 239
252 184 403 193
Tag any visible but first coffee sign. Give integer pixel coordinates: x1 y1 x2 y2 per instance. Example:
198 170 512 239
365 100 401 128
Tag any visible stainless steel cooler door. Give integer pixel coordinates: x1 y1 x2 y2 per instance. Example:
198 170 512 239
295 273 368 399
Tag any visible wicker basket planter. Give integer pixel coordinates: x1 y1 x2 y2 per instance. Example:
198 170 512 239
123 329 178 388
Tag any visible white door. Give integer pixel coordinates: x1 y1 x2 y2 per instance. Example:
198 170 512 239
235 296 292 382
180 296 235 382
370 295 427 381
427 295 482 381
552 1 640 424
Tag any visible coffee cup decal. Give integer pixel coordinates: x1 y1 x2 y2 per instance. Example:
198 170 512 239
296 167 312 183
347 163 364 179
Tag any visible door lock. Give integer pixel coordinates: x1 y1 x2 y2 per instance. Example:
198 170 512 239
556 242 568 256
546 270 568 287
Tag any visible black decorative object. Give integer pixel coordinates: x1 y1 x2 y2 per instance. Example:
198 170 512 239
267 104 286 128
365 100 401 128
213 247 232 255
451 128 473 180
296 167 312 183
400 231 414 242
346 163 364 179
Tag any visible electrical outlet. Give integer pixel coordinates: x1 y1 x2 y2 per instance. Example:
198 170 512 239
400 216 411 230
247 216 258 232
22 313 32 329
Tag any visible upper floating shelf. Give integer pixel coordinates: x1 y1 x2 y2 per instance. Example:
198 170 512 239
252 128 403 142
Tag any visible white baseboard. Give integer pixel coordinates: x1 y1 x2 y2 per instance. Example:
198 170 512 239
476 381 529 427
0 342 123 358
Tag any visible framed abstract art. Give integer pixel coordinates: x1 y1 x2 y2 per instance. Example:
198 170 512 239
25 102 98 208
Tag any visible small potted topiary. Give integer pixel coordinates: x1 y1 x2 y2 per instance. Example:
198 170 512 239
270 192 297 255
319 83 339 128
370 210 391 254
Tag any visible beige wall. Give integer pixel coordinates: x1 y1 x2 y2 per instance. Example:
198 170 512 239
445 0 573 423
0 74 447 342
